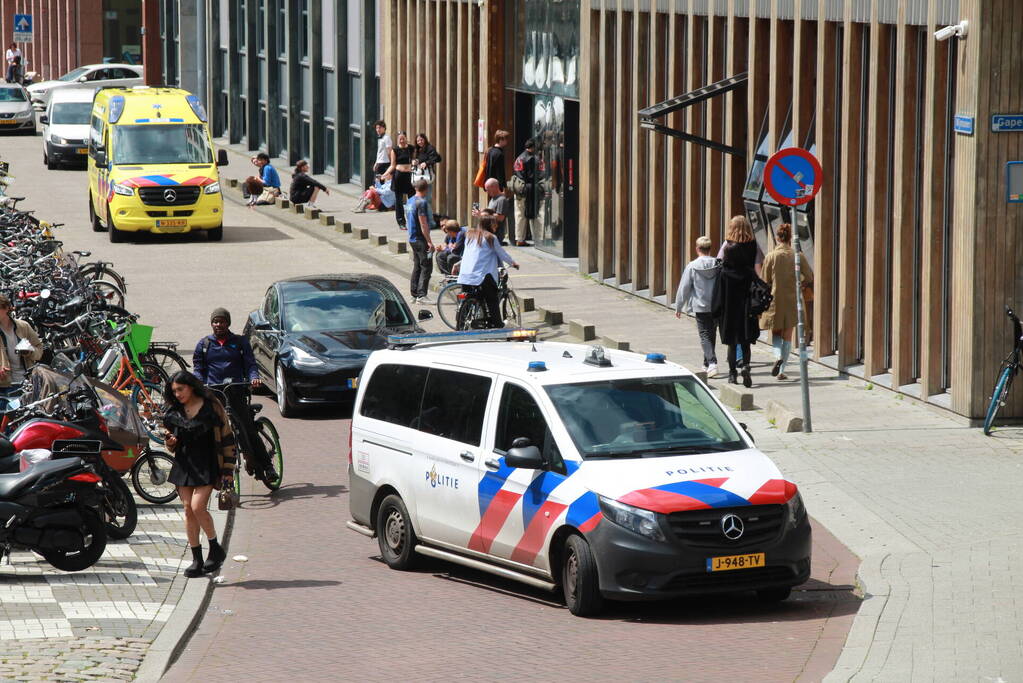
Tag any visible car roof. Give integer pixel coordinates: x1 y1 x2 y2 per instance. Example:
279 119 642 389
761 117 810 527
81 63 142 71
371 340 695 385
278 273 384 284
277 275 400 298
47 88 96 103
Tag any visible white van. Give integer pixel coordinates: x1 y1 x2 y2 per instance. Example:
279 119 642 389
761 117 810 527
41 88 94 169
346 330 811 616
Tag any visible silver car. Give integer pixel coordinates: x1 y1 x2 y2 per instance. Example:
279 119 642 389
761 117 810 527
27 64 143 110
0 84 36 134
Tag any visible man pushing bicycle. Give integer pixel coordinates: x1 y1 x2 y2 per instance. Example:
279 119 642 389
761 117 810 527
193 308 278 484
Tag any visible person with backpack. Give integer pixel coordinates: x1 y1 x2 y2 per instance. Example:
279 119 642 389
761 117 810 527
510 139 538 246
406 179 436 303
713 216 762 387
192 308 277 483
759 223 812 381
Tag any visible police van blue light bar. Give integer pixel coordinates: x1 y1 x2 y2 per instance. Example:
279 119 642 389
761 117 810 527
388 328 538 347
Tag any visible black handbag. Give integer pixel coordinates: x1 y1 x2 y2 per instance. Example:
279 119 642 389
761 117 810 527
749 276 774 316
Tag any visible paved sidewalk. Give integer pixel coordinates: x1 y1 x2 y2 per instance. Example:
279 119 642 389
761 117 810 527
230 153 1023 682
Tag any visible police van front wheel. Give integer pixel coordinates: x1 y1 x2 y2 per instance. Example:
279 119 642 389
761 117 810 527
562 534 604 617
376 495 419 570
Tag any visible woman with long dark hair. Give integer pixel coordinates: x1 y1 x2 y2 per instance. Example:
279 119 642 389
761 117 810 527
413 133 442 177
457 215 519 328
289 159 329 210
162 371 236 578
714 215 760 387
382 131 415 228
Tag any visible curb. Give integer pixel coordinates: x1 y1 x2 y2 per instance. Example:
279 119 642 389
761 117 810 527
134 506 233 682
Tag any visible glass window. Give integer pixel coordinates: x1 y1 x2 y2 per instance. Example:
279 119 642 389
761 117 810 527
238 0 247 49
509 0 579 98
51 101 93 124
324 125 335 173
545 376 745 459
257 0 266 52
258 60 267 100
300 119 311 160
322 0 336 67
0 88 27 102
494 383 562 470
418 369 492 446
57 67 90 82
111 124 213 165
347 0 362 72
301 66 311 112
360 364 428 428
263 287 280 326
323 69 336 118
300 0 310 60
350 129 361 182
277 0 288 56
220 0 230 48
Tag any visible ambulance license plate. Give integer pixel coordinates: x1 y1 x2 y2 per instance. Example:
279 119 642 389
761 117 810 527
707 552 765 572
156 219 187 228
76 148 88 155
0 119 15 125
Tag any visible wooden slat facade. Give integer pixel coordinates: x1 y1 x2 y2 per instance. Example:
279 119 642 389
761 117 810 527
376 0 1023 421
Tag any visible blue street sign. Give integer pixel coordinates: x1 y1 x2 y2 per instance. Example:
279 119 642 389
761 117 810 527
13 14 32 43
763 148 823 207
953 114 974 135
992 115 1023 133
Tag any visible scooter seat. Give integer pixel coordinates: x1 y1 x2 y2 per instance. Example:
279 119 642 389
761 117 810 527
0 458 84 499
0 437 14 459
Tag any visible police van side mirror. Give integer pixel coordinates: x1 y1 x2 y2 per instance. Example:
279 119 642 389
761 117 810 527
505 444 543 469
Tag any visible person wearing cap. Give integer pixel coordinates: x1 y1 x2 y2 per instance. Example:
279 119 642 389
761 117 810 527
193 308 276 482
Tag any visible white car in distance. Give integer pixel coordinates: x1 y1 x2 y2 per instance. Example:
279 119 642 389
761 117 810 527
27 64 143 110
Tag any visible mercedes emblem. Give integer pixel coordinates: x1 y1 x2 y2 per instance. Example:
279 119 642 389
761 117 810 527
720 513 745 540
163 189 177 203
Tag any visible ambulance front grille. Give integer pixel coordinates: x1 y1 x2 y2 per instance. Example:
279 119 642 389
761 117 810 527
666 504 784 548
138 186 201 206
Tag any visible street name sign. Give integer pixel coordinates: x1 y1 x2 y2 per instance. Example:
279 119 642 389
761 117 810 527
954 114 975 135
992 115 1023 132
763 147 823 207
13 14 32 43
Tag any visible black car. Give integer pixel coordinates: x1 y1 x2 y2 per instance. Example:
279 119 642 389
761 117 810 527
244 274 429 416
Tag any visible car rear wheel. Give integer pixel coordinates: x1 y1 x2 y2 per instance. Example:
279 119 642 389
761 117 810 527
376 494 419 570
275 362 297 418
562 534 604 617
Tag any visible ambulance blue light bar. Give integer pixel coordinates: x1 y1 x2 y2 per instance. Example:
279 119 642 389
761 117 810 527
388 328 538 347
186 94 208 122
108 95 125 124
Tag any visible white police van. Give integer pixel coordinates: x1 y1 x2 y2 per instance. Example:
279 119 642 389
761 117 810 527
346 330 811 616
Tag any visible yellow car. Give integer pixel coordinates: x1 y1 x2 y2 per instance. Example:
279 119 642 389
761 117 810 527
87 86 229 242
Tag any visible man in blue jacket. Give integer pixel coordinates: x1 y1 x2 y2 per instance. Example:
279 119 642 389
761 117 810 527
193 308 276 483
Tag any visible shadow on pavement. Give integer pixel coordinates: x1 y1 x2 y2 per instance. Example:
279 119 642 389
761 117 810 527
224 578 343 590
121 226 293 245
239 482 347 509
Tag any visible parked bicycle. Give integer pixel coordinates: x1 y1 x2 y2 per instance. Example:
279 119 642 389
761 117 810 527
983 305 1023 435
207 383 284 494
453 267 522 331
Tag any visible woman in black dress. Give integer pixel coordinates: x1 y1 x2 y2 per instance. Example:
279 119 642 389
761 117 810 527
714 215 760 387
382 131 415 228
163 372 236 578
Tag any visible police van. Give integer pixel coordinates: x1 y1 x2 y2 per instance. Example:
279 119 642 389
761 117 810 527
346 330 811 616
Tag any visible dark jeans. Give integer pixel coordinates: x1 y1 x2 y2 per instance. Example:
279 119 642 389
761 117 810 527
4 65 15 84
436 250 461 276
372 163 389 179
694 312 718 367
216 384 271 470
393 171 412 226
727 343 751 374
476 274 502 328
410 240 433 298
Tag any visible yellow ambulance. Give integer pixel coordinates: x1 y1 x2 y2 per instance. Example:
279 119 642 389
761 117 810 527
87 87 228 242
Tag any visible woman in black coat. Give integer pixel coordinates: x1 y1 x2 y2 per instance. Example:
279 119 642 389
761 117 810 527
714 215 760 387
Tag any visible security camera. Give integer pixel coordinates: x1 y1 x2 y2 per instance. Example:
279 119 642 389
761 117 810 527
935 20 968 41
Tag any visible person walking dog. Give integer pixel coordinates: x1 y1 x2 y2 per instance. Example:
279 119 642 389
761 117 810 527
675 236 722 378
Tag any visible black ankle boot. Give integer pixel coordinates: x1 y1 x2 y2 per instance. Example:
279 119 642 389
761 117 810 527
184 545 204 578
728 370 738 384
741 365 752 388
204 538 226 574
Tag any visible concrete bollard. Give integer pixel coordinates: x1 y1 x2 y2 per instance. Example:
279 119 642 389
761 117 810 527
305 208 321 220
277 198 291 209
521 297 535 313
353 227 370 240
766 399 803 432
388 241 408 254
569 319 596 341
341 222 353 233
227 178 239 188
719 384 755 411
602 337 631 351
319 214 336 226
536 307 564 326
369 233 388 246
291 203 304 214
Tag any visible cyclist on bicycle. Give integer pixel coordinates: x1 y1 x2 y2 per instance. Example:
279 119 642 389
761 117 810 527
192 308 277 482
457 215 519 328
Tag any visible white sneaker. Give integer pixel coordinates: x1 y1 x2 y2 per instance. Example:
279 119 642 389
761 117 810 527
417 296 433 304
306 202 318 210
411 297 421 304
706 363 718 378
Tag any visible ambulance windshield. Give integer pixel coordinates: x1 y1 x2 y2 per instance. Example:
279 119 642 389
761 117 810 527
545 376 746 459
112 124 213 165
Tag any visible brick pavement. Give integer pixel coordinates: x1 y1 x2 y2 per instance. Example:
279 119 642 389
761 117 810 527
224 154 1023 681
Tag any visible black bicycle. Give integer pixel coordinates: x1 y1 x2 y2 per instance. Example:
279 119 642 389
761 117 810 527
984 305 1023 435
209 383 284 493
454 267 522 330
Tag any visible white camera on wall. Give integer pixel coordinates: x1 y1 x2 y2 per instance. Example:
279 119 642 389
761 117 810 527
935 20 968 41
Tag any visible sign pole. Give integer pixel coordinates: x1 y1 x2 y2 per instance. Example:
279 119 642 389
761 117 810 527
793 225 812 433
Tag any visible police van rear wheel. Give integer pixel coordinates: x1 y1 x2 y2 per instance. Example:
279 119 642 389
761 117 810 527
562 534 603 617
377 495 418 570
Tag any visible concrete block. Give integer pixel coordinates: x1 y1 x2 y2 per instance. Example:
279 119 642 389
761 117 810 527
305 208 321 220
766 399 803 432
388 241 408 254
291 203 304 214
276 198 290 209
719 384 755 411
226 178 238 188
521 297 535 312
601 337 631 351
536 307 563 326
341 221 353 233
319 213 335 226
369 233 388 246
569 319 596 341
353 227 370 240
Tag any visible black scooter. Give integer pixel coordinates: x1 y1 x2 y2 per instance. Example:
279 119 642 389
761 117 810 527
0 455 107 571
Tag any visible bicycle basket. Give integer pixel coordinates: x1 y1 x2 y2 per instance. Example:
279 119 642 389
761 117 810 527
124 323 153 356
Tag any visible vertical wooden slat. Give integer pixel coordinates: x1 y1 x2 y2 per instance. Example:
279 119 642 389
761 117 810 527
646 4 667 297
723 9 748 227
664 7 685 290
703 14 725 241
614 6 632 284
596 4 614 278
684 8 704 258
812 6 837 358
579 2 598 273
630 7 650 291
768 7 793 153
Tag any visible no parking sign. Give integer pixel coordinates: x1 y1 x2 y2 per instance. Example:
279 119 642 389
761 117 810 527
763 148 823 207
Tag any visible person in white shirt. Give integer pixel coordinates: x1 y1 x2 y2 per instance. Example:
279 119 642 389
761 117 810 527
5 44 22 84
373 120 394 179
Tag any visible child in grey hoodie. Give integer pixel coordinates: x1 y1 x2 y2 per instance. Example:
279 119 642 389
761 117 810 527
675 236 723 377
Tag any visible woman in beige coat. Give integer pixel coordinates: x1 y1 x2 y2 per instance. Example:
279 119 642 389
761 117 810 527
760 224 812 380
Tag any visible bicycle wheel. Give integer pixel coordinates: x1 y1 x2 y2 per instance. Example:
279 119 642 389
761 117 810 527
255 416 284 491
140 347 190 375
139 361 170 390
437 282 463 330
130 381 168 444
130 450 177 504
103 473 138 540
80 264 128 293
455 298 487 331
501 290 522 327
90 279 126 309
983 365 1015 435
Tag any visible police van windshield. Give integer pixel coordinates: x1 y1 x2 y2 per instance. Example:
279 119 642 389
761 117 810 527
545 376 746 459
112 124 213 165
50 102 92 125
